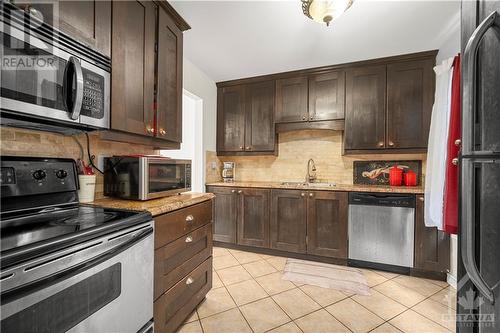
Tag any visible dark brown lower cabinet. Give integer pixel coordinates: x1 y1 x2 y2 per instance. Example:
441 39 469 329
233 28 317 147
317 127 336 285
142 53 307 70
154 200 213 333
414 195 450 273
270 189 308 254
208 186 237 243
237 188 270 248
307 191 348 258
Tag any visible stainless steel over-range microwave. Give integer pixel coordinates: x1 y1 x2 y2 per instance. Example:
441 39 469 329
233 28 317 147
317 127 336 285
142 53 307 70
104 156 192 200
0 3 110 132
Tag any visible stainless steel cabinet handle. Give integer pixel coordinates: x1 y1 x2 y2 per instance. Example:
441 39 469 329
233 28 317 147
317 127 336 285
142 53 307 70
301 193 305 197
463 11 500 156
246 146 251 150
378 142 384 148
452 158 459 166
186 277 194 285
185 236 193 243
418 196 424 202
159 129 166 136
388 141 395 147
231 189 236 193
302 116 306 120
309 193 313 197
462 159 495 304
455 139 462 146
185 215 194 222
237 190 242 194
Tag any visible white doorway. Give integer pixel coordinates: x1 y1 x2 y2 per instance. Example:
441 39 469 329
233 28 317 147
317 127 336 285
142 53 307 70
161 90 203 192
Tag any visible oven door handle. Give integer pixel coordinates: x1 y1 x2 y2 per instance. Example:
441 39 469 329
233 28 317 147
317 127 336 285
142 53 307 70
63 56 84 120
0 226 153 305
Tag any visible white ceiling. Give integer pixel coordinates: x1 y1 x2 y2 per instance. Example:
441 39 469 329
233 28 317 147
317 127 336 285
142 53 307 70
171 0 460 82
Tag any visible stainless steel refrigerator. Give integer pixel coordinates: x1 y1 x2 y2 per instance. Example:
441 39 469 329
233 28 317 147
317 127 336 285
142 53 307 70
459 1 500 332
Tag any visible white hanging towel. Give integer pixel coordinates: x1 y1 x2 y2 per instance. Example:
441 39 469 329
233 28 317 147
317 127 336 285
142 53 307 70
424 57 455 229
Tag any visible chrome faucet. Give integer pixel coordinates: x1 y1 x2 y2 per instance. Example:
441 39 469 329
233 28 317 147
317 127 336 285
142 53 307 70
306 158 317 183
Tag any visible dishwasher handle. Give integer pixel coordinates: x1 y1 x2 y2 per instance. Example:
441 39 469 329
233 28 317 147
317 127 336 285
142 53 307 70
349 192 415 208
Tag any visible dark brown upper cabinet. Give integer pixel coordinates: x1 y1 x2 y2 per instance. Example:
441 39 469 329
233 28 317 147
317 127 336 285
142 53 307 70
308 71 345 121
217 81 276 155
414 195 450 277
19 1 111 57
275 77 309 123
387 59 434 149
111 0 156 137
344 65 387 151
217 85 246 152
104 1 189 148
245 81 276 152
306 191 348 259
237 188 270 248
156 7 183 143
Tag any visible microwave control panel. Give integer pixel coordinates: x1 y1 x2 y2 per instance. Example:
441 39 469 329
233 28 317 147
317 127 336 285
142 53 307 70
81 69 105 119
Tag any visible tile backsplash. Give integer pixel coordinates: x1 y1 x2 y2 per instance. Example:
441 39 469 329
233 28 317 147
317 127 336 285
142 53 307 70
0 127 157 198
213 130 427 185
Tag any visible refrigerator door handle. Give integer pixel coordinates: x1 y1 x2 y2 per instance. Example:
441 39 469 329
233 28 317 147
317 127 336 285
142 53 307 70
462 11 500 156
461 160 495 304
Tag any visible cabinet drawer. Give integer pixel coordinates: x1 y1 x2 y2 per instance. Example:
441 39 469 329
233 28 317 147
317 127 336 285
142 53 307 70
155 223 213 300
154 257 212 333
155 200 212 249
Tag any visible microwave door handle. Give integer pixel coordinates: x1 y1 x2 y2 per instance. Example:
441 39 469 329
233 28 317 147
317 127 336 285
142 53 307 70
63 56 84 120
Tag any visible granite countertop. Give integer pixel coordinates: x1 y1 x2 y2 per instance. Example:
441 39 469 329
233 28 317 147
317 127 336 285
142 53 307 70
92 192 215 216
206 181 424 194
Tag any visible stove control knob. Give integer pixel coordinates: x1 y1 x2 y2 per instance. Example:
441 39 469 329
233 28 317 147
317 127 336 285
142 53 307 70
56 169 68 179
33 170 46 180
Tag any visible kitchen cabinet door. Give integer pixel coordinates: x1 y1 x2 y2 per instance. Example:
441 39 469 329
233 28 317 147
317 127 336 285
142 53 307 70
270 189 307 253
111 0 156 136
217 86 246 152
275 77 308 123
245 81 276 152
414 195 450 273
21 1 111 57
387 59 434 149
307 191 348 258
207 186 237 243
237 188 270 248
156 7 183 143
308 71 345 121
344 65 386 150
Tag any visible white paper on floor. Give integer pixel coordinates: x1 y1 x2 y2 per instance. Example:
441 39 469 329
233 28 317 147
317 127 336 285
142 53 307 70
282 258 371 296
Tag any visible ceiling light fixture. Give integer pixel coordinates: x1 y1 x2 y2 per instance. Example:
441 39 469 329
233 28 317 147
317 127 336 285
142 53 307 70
301 0 354 26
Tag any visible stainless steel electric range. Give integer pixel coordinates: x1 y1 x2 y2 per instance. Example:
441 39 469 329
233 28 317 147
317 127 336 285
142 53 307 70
0 156 154 333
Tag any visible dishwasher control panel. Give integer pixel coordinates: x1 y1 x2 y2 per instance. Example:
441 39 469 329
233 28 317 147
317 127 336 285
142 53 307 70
349 192 415 208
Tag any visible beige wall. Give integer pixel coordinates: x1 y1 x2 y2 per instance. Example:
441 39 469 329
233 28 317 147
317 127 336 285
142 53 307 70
210 130 426 185
0 127 157 199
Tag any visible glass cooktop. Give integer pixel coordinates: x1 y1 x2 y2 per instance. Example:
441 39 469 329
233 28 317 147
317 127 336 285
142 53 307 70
0 205 140 253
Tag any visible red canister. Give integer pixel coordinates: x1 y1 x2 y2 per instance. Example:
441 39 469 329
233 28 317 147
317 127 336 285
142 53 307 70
404 170 417 186
389 166 403 186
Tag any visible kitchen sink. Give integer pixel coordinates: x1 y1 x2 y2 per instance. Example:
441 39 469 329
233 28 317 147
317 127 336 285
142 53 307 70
307 182 337 188
279 182 336 188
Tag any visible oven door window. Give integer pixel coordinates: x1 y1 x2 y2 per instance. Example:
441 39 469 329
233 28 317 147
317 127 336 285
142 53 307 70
149 163 186 193
1 264 121 333
1 32 71 117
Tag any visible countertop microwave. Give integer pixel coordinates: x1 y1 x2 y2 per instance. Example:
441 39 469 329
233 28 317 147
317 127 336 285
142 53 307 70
104 156 192 200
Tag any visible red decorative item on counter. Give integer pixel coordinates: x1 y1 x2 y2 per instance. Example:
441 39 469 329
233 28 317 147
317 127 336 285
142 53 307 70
389 166 403 186
403 170 417 186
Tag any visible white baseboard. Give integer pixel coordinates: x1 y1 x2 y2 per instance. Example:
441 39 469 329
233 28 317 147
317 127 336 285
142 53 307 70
447 273 457 289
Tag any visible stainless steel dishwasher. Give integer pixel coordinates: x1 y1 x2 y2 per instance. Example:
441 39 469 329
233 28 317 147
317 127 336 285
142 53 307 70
348 192 415 268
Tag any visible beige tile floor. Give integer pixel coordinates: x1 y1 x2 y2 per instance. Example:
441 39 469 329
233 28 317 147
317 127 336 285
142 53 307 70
177 246 457 333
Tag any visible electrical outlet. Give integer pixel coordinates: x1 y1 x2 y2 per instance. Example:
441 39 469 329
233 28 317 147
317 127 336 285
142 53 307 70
210 161 217 170
97 154 110 172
